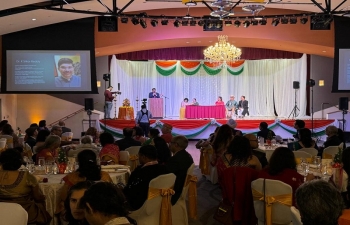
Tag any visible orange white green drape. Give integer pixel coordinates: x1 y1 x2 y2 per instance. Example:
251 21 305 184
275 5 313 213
155 60 245 76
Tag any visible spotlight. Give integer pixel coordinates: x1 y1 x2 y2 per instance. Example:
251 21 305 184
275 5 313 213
161 19 168 25
198 20 205 26
251 20 258 26
290 17 297 24
190 20 197 26
215 21 222 29
271 17 280 26
182 20 189 26
150 19 158 27
259 18 267 25
324 16 333 26
300 17 308 24
131 17 139 25
307 79 316 87
225 20 232 26
243 20 250 28
174 20 181 27
281 17 289 24
140 18 147 28
234 20 241 27
121 17 128 24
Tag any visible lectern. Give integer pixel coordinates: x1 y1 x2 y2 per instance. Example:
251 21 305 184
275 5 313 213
149 98 163 118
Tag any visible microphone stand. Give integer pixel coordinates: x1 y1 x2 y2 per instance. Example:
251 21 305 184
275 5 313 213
162 95 169 118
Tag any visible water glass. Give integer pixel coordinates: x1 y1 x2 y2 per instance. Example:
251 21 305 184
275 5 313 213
38 157 46 170
321 164 332 181
315 156 321 170
45 161 54 175
26 161 35 174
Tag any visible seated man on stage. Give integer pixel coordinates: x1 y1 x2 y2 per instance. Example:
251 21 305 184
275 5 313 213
225 95 237 118
237 95 249 117
148 88 160 98
192 98 199 106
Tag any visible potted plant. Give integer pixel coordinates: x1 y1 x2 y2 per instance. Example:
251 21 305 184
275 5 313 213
57 148 68 174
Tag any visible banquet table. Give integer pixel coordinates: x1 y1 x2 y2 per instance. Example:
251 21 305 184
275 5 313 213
38 172 127 225
339 210 350 225
185 105 225 119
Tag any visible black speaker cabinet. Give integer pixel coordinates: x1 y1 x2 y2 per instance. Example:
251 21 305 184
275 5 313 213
84 98 94 111
339 97 349 111
98 17 118 32
293 81 300 89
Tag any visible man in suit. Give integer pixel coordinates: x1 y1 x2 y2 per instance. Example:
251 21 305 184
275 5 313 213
166 135 194 205
237 95 249 117
148 88 160 98
115 128 141 150
58 120 71 134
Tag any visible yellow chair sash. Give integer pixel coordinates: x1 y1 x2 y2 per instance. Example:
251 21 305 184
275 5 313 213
6 139 13 144
129 154 139 171
252 188 292 225
148 186 175 225
199 147 213 175
295 157 312 164
323 153 333 159
185 174 198 220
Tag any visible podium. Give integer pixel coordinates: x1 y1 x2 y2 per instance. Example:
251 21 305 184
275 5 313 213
118 106 134 120
149 98 164 118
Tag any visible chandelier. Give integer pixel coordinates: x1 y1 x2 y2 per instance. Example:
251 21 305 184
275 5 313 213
203 35 242 65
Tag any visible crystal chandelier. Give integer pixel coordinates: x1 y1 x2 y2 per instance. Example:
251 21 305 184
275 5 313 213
203 35 242 65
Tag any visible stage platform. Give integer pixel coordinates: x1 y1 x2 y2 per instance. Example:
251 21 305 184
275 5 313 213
100 118 336 140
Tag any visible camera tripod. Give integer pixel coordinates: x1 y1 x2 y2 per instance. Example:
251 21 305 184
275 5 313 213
288 89 300 119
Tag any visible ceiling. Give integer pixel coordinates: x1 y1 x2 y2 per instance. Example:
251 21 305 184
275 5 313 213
1 0 350 57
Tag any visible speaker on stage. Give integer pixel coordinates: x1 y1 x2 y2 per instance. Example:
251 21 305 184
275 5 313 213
293 81 300 89
339 97 349 110
85 98 94 111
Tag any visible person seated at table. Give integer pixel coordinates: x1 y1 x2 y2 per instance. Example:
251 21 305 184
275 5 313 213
227 119 242 136
153 135 171 164
324 125 343 148
0 119 8 133
64 181 93 225
191 98 199 106
85 127 99 144
294 128 319 151
0 149 52 224
132 126 146 144
160 123 173 144
195 127 219 150
257 121 276 141
56 150 113 216
217 136 262 184
35 135 61 164
258 147 314 206
342 147 350 208
115 128 141 151
38 120 49 131
296 180 344 225
215 96 225 105
25 127 38 150
1 123 21 147
142 128 160 146
80 182 136 225
123 145 169 210
244 133 268 169
99 132 120 165
293 119 305 139
68 135 100 157
210 124 233 166
225 95 238 118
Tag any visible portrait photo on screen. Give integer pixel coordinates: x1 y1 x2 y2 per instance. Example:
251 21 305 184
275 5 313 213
54 55 81 88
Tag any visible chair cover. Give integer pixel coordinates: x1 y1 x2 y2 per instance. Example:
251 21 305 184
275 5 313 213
293 151 312 159
323 146 339 159
290 206 302 225
126 146 141 171
0 202 28 225
251 179 293 225
0 135 13 148
199 145 213 175
129 173 176 225
61 132 73 141
299 148 318 156
119 151 130 165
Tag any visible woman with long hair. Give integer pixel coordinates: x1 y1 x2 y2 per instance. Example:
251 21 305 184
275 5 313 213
35 135 61 164
210 124 233 166
99 132 120 164
295 128 319 150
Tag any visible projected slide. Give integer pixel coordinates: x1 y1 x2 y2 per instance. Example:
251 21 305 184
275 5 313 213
6 50 92 92
338 49 350 90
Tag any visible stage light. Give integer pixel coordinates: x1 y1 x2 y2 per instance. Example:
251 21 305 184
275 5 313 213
319 80 324 86
190 20 197 26
182 20 189 26
174 20 181 27
259 18 267 25
234 20 241 27
131 17 139 25
121 17 128 24
161 19 168 25
271 17 280 26
281 17 288 24
140 18 147 28
324 16 333 26
150 19 158 27
243 20 250 28
215 21 222 29
225 20 232 26
300 17 308 24
290 17 297 24
198 20 205 26
251 20 258 26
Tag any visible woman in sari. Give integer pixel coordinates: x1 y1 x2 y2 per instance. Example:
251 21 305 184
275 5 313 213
99 132 120 164
35 135 61 164
0 149 51 224
215 96 225 105
180 98 190 119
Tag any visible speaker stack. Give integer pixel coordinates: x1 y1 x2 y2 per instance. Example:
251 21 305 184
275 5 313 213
339 97 349 111
84 98 94 111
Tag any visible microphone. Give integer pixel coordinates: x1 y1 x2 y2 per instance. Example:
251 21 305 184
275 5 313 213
118 83 120 91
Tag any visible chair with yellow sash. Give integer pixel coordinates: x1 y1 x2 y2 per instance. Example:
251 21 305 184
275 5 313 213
119 151 130 165
293 151 312 164
125 146 141 171
0 135 13 148
199 145 218 184
299 148 318 157
323 146 339 159
251 179 293 225
172 163 196 225
129 173 176 225
290 206 302 225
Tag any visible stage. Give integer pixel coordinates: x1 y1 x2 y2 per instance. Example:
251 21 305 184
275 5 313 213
99 118 336 140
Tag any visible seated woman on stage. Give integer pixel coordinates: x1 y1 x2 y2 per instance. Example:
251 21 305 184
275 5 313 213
0 149 52 224
99 132 120 165
215 96 225 105
180 98 190 119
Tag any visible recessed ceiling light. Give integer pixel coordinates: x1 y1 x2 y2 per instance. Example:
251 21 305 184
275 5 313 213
32 18 36 21
209 41 212 42
186 42 190 44
322 50 326 52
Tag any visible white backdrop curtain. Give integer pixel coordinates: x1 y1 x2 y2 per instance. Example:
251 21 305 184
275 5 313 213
110 54 307 118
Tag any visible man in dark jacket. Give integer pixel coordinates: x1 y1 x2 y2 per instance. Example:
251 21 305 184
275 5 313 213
115 128 141 150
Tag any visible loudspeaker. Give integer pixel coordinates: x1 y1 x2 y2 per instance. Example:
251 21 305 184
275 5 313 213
293 81 300 89
98 17 118 32
84 98 94 111
339 97 349 111
310 15 331 30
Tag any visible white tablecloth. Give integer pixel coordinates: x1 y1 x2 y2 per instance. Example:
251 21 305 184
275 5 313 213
256 144 287 161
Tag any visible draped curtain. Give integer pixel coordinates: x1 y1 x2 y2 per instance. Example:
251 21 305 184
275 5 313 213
110 54 307 118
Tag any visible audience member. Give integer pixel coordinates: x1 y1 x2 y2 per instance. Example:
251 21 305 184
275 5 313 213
217 136 262 183
68 135 100 157
99 132 120 164
81 182 135 225
257 122 276 141
0 149 51 224
166 135 194 205
123 145 169 210
342 147 350 208
160 123 173 144
51 125 63 137
25 127 38 149
296 180 344 225
35 135 61 164
56 150 112 215
153 136 171 164
115 128 141 151
34 129 51 149
324 125 342 148
227 119 242 136
59 120 72 134
294 128 319 151
210 124 233 166
85 127 99 143
142 128 160 146
132 126 147 144
38 120 49 131
293 119 305 139
30 123 39 129
64 181 93 225
244 133 268 168
195 127 220 149
2 123 21 147
0 120 8 132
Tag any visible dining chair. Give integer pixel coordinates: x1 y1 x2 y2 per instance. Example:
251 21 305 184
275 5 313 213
129 173 176 225
293 151 312 159
298 148 317 157
0 135 14 148
172 163 196 225
323 146 339 159
119 151 130 165
0 202 28 225
251 179 293 225
125 146 141 155
125 146 141 171
290 206 302 225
